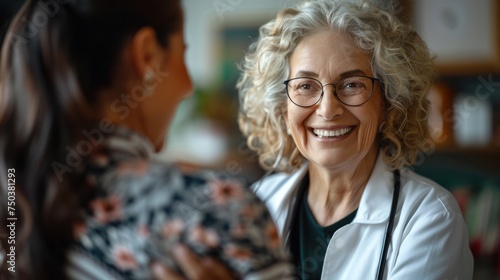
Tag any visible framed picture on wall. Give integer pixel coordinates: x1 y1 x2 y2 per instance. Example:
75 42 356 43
411 0 500 74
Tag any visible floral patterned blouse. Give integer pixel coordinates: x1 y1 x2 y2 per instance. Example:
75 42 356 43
66 126 292 279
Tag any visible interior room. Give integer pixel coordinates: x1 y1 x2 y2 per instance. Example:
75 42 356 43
0 0 498 278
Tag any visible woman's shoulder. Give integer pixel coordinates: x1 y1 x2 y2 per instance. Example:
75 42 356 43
82 153 270 227
93 157 265 214
399 167 462 217
73 157 290 278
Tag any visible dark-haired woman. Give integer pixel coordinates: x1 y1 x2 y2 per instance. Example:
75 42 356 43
0 1 291 279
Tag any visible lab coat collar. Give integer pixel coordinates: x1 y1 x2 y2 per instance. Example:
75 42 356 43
354 152 394 224
256 164 309 239
255 151 395 239
281 152 395 227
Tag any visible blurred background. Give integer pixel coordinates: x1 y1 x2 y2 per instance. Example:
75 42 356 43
1 0 498 278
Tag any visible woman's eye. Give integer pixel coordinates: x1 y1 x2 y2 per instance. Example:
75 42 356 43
300 84 312 90
346 82 362 88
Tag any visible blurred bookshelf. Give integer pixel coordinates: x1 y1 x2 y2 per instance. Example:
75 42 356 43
398 0 500 278
412 78 500 280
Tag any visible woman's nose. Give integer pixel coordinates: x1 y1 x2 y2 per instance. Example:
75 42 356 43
316 85 344 120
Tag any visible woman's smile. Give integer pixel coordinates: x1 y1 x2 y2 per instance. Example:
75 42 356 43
310 126 355 141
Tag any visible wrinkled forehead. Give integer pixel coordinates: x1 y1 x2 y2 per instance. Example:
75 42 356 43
289 30 373 79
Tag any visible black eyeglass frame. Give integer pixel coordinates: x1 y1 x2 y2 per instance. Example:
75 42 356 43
283 75 380 108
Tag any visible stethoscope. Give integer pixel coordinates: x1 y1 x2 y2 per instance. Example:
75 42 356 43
254 161 401 280
376 169 401 280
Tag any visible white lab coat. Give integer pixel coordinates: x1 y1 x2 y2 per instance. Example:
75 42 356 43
254 153 474 280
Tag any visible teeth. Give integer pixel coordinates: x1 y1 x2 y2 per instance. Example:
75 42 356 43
313 127 352 138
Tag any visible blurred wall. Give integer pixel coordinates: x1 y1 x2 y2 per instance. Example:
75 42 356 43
182 0 302 87
163 0 303 172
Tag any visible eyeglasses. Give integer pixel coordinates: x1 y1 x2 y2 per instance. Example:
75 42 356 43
284 75 380 107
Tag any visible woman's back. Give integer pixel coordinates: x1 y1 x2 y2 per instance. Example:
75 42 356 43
66 126 290 279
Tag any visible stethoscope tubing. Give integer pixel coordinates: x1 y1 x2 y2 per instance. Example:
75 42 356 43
376 169 401 280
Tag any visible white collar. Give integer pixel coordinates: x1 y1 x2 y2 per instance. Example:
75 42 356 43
254 152 396 238
355 153 395 224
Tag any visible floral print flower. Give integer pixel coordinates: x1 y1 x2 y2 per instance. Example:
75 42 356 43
161 218 184 238
240 205 257 220
266 222 280 250
112 245 137 271
231 223 247 238
117 160 149 177
138 224 150 237
89 194 123 224
225 244 252 261
72 220 87 239
90 153 110 167
209 180 243 206
188 225 220 248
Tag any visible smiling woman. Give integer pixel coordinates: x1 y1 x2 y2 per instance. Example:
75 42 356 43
285 30 384 175
237 0 474 279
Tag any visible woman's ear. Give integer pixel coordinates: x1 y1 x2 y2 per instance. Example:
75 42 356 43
129 27 167 80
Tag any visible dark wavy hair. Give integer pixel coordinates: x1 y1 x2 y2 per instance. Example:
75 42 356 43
0 0 181 279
